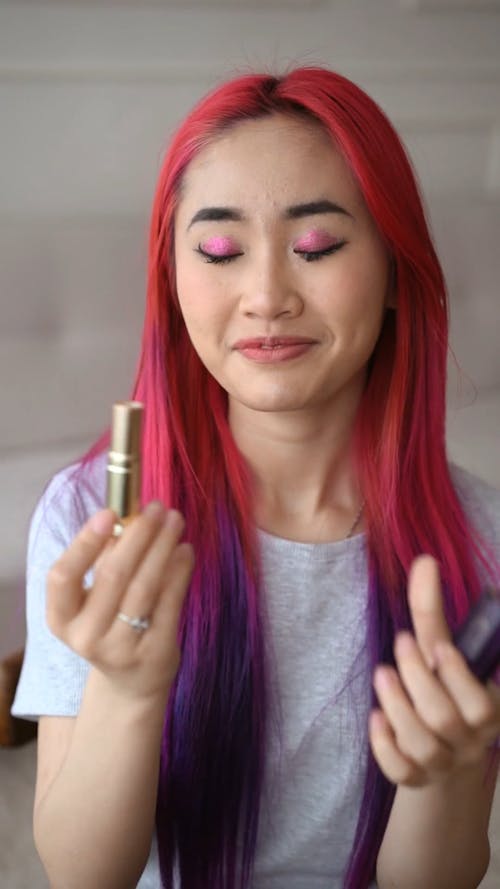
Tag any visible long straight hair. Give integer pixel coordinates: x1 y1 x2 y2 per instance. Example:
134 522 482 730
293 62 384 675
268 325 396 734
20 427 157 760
77 68 499 887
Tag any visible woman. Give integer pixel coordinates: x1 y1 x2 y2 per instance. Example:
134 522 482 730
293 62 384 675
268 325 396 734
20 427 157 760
12 67 500 889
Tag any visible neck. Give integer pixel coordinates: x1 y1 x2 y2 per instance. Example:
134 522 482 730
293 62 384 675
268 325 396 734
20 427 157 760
228 388 364 543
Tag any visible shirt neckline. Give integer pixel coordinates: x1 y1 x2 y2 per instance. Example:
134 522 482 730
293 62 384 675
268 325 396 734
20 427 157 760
256 526 367 561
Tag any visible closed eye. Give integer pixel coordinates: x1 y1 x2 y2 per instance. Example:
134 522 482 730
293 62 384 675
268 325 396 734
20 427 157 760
196 245 243 265
195 240 347 265
293 241 347 263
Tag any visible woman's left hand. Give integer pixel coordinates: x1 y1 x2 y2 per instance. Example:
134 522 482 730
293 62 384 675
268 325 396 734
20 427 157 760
369 554 500 787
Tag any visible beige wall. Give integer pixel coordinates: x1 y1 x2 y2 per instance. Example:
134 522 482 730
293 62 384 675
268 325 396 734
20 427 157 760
1 0 500 656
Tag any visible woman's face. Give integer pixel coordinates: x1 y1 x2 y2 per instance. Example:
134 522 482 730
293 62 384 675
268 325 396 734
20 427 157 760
174 113 392 417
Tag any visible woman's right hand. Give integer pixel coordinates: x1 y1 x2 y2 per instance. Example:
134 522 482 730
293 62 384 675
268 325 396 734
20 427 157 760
46 501 195 704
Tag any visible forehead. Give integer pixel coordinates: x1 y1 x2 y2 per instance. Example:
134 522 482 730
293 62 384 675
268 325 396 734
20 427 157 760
177 113 363 216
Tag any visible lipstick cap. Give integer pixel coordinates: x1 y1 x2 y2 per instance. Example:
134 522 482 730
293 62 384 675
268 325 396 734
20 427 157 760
106 401 144 534
110 401 143 457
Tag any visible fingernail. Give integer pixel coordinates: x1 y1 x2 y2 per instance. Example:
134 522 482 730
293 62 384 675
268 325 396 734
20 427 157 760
89 510 114 536
165 509 184 531
144 500 165 518
395 632 416 656
374 667 396 690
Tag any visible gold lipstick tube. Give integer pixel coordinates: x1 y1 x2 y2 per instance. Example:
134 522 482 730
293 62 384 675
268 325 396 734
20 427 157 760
106 401 144 537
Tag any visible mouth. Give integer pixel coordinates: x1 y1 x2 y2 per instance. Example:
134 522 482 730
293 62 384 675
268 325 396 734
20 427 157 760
233 336 318 350
232 337 318 364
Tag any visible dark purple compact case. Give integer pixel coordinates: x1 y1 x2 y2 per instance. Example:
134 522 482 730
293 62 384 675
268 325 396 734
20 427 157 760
453 588 500 683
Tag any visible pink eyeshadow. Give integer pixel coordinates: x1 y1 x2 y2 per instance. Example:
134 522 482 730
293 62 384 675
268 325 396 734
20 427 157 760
294 230 338 251
201 236 239 255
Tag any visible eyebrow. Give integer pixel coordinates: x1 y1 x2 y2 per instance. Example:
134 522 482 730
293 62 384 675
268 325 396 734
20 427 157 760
286 200 354 221
186 199 354 230
187 207 243 229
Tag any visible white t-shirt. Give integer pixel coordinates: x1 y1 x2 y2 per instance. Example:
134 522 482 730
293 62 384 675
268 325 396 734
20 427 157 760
12 457 500 888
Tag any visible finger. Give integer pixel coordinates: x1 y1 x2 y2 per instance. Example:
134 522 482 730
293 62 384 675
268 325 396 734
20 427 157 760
106 510 186 638
373 665 454 775
408 555 452 669
150 542 195 651
394 631 470 748
79 501 169 633
92 534 119 575
434 641 500 746
369 709 426 786
132 542 195 691
46 509 116 633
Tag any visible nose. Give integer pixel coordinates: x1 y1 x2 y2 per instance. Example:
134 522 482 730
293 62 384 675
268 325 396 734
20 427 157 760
238 250 303 320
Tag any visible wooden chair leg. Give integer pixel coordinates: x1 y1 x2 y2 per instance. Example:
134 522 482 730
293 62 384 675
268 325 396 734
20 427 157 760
0 649 37 746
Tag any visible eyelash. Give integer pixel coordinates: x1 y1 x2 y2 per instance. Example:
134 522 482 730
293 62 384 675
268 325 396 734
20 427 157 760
295 242 347 263
195 241 347 265
196 247 243 265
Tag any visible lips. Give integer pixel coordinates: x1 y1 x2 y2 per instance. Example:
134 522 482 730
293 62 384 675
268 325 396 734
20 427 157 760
233 336 317 350
232 336 318 364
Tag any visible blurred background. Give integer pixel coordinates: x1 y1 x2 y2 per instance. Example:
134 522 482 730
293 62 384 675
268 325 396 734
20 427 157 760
0 1 499 886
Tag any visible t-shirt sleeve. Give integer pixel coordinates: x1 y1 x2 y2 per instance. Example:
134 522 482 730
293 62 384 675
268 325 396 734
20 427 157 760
11 465 98 721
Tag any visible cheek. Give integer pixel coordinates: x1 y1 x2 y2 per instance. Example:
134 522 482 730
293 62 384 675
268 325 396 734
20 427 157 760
175 261 230 360
176 265 211 334
331 250 388 321
311 252 388 357
175 241 231 309
176 258 205 312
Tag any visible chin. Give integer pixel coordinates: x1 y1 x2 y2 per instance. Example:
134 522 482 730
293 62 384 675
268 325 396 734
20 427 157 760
229 387 312 413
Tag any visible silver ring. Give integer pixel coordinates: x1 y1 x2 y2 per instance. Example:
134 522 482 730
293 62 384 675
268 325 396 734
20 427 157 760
116 612 150 632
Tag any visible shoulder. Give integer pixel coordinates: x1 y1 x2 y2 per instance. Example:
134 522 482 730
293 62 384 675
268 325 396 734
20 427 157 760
12 457 106 720
449 462 500 546
28 452 107 570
